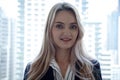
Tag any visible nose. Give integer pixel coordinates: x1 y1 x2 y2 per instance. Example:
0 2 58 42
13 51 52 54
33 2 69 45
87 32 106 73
63 28 71 36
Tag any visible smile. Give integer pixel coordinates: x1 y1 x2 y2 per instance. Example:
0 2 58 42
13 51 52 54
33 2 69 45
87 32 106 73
60 38 72 42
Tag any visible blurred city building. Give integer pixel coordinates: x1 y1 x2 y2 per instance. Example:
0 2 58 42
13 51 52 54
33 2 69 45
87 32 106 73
0 7 8 80
0 0 119 80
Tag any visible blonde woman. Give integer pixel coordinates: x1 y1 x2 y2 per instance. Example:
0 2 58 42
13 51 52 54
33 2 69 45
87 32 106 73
23 2 102 80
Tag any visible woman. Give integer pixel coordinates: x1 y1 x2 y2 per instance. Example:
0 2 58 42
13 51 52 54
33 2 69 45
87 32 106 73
23 2 102 80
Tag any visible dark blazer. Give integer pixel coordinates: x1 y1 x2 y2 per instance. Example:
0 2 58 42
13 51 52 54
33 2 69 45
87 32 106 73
23 60 102 80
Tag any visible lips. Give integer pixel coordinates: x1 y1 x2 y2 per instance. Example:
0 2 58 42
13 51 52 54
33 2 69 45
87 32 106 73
60 38 72 42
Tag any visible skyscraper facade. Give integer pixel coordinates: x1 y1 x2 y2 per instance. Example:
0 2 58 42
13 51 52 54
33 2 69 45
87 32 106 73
0 7 8 80
108 0 120 79
112 65 120 80
8 0 24 80
118 16 120 66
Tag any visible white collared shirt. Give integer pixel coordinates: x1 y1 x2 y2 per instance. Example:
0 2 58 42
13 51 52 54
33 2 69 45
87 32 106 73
50 58 75 80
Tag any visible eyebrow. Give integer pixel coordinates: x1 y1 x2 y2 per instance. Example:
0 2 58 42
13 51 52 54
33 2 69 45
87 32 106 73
70 23 77 25
55 21 77 24
55 22 64 24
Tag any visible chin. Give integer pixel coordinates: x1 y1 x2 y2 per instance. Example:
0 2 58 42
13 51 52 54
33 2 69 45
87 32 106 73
59 45 73 49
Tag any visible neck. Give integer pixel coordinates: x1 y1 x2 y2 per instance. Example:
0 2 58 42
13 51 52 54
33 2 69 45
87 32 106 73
55 48 71 63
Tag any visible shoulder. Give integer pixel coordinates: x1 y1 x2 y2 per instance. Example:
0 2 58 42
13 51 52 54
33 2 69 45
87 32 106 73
23 62 31 80
23 63 54 80
91 59 100 68
75 59 102 80
91 59 102 80
90 59 101 72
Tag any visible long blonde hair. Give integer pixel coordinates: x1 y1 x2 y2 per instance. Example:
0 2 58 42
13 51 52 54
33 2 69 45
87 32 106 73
28 2 95 80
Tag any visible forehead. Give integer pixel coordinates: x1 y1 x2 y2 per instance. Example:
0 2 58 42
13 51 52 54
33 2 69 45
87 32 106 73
54 10 76 22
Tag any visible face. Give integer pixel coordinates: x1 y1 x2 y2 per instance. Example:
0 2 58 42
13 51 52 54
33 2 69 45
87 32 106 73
52 10 79 50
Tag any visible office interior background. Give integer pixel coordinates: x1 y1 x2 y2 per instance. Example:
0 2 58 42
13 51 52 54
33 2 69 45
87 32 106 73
0 0 120 80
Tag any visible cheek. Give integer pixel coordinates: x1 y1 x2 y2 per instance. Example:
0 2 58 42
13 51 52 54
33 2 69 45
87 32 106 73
52 32 60 47
52 31 59 41
73 32 78 39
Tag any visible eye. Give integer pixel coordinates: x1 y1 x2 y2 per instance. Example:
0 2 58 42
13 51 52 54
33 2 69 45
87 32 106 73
56 24 64 29
70 24 78 30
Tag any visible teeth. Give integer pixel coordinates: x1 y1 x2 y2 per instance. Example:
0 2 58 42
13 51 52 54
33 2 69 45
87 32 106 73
61 38 71 40
63 39 70 40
